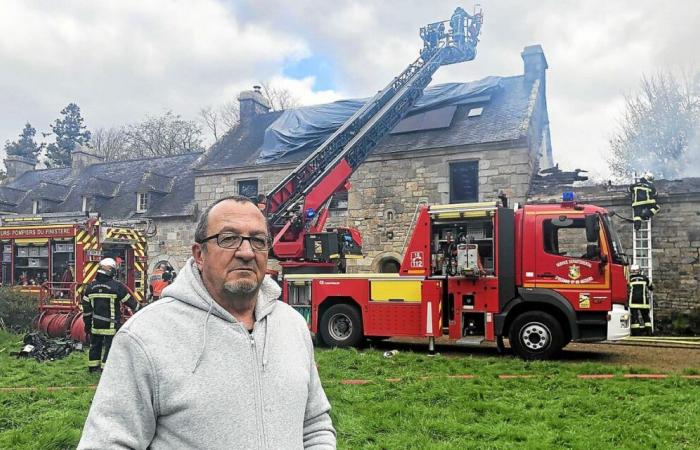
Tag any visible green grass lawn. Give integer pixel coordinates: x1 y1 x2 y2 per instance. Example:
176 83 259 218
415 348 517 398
1 330 699 449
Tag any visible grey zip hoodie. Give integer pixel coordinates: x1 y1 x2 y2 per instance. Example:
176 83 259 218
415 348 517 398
78 258 336 449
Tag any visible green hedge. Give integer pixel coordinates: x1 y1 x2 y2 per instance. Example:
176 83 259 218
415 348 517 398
0 287 38 333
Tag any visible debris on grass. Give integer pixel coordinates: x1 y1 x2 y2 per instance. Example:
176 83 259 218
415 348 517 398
9 332 83 362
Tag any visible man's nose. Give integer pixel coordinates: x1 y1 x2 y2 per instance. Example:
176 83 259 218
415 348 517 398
234 239 256 258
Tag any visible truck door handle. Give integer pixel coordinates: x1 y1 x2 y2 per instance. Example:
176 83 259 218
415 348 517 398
537 273 556 278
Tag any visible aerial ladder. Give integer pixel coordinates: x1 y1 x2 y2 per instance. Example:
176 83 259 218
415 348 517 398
266 6 484 273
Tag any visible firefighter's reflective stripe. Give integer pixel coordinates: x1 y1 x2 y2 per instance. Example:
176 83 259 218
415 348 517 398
87 359 101 367
92 314 117 323
121 293 132 304
629 275 651 308
632 186 655 206
87 293 118 331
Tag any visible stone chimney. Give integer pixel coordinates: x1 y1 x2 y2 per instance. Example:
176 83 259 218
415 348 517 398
71 145 104 177
4 155 37 182
521 44 548 85
238 85 271 127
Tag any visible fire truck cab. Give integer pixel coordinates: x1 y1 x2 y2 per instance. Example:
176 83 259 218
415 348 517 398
283 196 631 359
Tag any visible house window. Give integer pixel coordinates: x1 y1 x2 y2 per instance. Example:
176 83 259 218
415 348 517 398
329 191 348 211
32 200 41 214
238 180 258 201
449 161 479 203
137 192 149 213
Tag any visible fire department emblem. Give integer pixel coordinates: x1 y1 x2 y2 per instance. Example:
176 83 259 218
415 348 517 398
568 264 581 280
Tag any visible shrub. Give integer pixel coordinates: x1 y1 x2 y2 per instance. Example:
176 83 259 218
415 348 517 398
0 287 38 333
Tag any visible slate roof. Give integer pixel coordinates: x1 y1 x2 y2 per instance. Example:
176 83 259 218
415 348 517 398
138 171 175 194
197 74 536 172
1 152 202 219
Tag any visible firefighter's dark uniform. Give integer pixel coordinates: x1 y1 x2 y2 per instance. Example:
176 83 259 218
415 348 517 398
629 178 660 230
629 272 653 333
81 272 137 371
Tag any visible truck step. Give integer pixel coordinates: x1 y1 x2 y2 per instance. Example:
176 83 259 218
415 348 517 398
455 336 485 346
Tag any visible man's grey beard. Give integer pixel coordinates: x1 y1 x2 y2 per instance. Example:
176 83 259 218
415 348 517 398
223 279 260 296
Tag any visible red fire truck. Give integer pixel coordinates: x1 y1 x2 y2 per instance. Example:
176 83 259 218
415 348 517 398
264 10 629 358
283 198 631 359
0 212 149 342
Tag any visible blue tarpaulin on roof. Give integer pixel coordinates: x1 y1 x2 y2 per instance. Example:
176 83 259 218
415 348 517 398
257 76 502 163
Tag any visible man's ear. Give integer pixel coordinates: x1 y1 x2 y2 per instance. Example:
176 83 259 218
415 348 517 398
192 243 205 270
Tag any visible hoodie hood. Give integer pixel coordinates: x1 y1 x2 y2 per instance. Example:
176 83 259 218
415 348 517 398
161 257 281 324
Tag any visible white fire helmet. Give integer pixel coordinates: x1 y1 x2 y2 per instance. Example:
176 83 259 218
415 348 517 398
643 171 654 181
630 264 640 273
98 257 118 276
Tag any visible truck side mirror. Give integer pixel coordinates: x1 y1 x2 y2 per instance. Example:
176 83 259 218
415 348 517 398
585 215 599 243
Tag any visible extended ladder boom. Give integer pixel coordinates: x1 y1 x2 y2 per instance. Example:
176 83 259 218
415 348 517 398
268 7 483 260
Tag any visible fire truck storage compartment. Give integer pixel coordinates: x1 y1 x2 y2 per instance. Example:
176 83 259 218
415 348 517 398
51 238 75 282
287 279 312 323
431 215 494 276
462 312 485 337
14 239 50 285
102 243 129 283
304 232 338 262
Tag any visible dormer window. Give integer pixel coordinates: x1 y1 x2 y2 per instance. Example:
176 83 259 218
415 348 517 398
32 200 39 214
81 196 89 213
137 192 149 213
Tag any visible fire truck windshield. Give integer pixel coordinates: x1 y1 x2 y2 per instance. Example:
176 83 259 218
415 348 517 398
603 213 627 265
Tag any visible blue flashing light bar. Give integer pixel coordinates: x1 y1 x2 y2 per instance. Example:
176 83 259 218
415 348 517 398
305 208 316 219
562 191 575 203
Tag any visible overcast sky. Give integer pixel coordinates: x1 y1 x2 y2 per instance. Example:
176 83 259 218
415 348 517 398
1 0 698 179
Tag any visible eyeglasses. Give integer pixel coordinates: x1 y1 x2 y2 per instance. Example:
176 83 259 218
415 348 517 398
197 232 272 252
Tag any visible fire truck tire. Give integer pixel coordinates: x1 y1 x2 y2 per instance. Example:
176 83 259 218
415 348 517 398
319 304 364 348
508 311 564 360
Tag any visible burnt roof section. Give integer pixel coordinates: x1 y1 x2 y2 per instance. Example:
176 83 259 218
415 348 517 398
2 152 202 219
197 75 535 171
529 164 589 196
528 173 700 203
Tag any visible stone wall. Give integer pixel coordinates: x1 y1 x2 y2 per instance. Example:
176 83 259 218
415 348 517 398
529 179 700 329
195 142 535 274
148 217 198 272
194 168 288 210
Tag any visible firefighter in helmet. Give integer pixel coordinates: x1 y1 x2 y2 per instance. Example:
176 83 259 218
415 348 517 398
81 257 138 372
629 171 660 230
628 264 653 335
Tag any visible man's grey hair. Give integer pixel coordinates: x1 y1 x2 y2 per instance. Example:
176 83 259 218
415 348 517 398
194 195 267 247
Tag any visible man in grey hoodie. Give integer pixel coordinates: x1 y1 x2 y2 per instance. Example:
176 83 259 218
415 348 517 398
78 195 336 449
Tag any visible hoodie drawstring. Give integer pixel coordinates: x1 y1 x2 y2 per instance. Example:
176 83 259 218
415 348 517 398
192 299 214 373
262 318 270 373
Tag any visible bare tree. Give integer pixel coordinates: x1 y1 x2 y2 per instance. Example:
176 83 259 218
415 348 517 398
200 101 240 143
199 106 221 142
608 71 700 180
259 81 301 111
92 127 130 161
220 100 240 129
125 111 204 158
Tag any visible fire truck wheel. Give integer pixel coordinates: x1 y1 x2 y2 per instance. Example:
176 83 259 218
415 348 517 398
319 304 364 348
508 311 564 360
